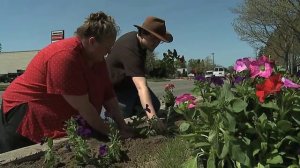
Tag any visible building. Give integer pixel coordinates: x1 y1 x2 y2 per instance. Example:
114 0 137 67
0 50 38 74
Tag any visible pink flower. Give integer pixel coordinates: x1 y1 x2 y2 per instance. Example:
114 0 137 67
165 83 175 91
175 93 196 109
281 77 300 88
175 93 196 104
188 103 196 109
234 57 254 72
249 55 274 78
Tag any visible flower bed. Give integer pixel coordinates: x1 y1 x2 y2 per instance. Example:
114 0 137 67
175 55 300 167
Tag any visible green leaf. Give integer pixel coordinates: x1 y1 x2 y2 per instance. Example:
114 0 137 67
261 102 279 110
258 113 268 124
266 154 283 164
225 112 236 132
207 151 216 168
179 133 198 139
208 130 217 142
219 83 234 102
194 142 211 148
231 144 251 167
231 99 247 113
256 163 265 168
179 122 191 132
182 156 198 168
219 139 230 159
277 120 292 133
253 148 260 156
291 111 300 125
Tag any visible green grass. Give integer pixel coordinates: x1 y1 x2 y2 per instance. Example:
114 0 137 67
147 78 170 82
154 138 192 168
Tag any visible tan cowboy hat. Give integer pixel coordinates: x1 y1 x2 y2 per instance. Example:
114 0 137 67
134 16 173 43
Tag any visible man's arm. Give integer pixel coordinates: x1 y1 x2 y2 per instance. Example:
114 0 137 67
132 76 157 119
63 94 110 135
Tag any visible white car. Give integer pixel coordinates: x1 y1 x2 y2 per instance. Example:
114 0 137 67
205 71 213 78
213 67 225 77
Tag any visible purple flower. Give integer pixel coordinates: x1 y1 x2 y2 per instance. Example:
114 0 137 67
77 126 92 138
249 55 273 78
234 57 254 72
296 71 300 78
99 144 108 157
281 77 300 88
195 75 206 82
74 115 88 126
210 76 224 86
234 76 245 84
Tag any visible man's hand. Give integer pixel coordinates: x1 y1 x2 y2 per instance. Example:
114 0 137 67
151 116 166 133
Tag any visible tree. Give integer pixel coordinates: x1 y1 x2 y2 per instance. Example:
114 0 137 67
161 49 184 78
232 0 300 71
187 56 214 75
0 43 2 53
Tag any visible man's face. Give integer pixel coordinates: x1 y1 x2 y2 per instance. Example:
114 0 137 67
141 34 163 52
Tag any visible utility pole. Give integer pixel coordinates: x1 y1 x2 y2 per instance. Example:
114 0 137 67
211 52 215 67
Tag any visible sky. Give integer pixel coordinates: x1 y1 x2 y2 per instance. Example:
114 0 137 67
0 0 255 67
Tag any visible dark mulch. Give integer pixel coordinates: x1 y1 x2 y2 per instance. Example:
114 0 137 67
1 135 168 168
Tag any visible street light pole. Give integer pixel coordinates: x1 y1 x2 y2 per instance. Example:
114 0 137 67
211 52 215 68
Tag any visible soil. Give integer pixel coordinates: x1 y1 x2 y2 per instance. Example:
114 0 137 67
1 110 185 168
1 135 168 168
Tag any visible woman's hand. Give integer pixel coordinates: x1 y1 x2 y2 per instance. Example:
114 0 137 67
119 125 135 139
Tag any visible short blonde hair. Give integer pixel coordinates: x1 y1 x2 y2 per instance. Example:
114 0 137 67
75 11 119 42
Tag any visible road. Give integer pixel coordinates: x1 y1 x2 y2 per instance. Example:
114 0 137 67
0 79 195 106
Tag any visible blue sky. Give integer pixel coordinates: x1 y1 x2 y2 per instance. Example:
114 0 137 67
0 0 255 67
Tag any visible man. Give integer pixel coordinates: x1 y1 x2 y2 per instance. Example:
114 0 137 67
106 16 173 130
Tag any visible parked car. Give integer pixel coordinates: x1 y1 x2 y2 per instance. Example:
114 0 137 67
213 67 225 77
205 70 213 78
0 74 8 83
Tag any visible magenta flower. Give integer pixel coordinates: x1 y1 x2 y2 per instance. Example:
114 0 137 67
249 55 273 78
281 77 300 88
234 57 254 72
175 93 196 109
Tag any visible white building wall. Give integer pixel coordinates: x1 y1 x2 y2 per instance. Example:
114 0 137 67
0 50 38 74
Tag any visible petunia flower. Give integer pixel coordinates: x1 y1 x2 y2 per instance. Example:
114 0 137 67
175 93 196 109
249 55 274 78
210 76 224 86
256 74 283 103
234 57 254 72
164 83 175 91
98 144 108 157
74 115 92 138
175 93 196 105
195 75 206 82
77 126 92 138
233 76 245 84
281 77 300 88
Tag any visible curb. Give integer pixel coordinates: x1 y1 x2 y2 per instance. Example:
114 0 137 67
0 138 68 165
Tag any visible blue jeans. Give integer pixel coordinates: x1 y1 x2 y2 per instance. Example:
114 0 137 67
115 87 160 118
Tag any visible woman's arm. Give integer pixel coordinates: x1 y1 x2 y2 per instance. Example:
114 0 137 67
103 97 127 129
63 94 110 135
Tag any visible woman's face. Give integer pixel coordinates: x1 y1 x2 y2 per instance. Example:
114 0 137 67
87 36 115 62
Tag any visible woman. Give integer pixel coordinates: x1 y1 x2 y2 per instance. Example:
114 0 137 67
0 11 132 153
